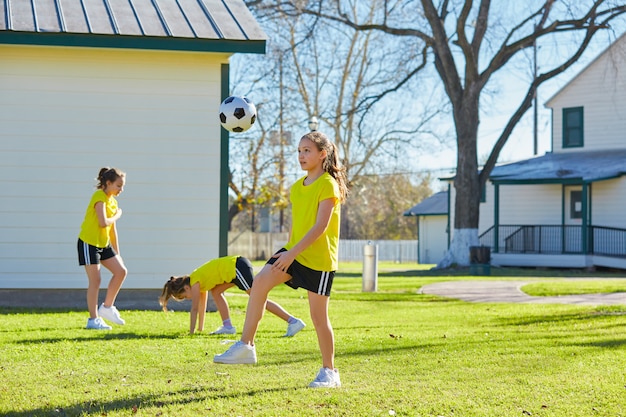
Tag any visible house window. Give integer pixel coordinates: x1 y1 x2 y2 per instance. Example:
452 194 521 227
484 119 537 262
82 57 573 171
570 190 582 219
563 107 583 148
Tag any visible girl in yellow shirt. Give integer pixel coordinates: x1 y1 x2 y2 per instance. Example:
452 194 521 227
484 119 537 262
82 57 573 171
214 131 349 389
77 167 128 330
159 256 305 337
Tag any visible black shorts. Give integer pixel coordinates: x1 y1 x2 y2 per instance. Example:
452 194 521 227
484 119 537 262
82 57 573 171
267 248 335 296
233 256 254 291
77 238 117 266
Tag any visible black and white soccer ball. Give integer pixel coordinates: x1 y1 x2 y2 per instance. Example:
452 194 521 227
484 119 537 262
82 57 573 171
219 96 257 133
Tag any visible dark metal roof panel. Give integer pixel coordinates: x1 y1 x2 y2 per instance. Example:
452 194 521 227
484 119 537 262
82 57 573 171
0 0 266 51
489 149 626 183
404 191 449 217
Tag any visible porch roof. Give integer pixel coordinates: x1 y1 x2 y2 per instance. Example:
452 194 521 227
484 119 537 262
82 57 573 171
489 149 626 184
404 191 449 216
0 0 266 53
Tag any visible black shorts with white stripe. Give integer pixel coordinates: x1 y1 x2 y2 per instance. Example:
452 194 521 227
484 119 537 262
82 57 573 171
267 248 335 296
233 256 255 291
77 238 117 266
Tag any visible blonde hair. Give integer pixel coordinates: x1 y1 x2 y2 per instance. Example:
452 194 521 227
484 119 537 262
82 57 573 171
301 131 349 202
159 276 190 311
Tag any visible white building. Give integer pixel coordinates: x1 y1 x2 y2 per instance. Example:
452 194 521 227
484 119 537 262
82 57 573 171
412 33 626 270
0 0 266 288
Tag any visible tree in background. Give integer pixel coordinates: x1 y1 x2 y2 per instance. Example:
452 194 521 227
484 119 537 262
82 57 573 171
270 0 626 266
228 1 447 236
342 173 435 240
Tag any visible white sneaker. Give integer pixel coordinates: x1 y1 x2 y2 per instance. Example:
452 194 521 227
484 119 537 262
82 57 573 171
98 304 125 325
309 367 341 388
213 341 257 364
86 317 112 330
284 318 305 337
211 326 236 335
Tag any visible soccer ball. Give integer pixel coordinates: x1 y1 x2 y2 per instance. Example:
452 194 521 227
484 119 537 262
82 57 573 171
219 96 257 133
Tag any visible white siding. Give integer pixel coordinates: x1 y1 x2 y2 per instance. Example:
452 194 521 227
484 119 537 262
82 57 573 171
497 185 562 224
548 36 626 153
0 44 230 288
419 215 448 264
592 178 626 228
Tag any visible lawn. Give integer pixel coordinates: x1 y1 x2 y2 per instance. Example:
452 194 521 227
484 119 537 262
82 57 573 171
1 268 625 416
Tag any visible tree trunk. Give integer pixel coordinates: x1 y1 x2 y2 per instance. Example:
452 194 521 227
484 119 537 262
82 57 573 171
437 93 481 268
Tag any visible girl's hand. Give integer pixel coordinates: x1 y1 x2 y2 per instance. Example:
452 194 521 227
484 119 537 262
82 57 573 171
272 250 296 272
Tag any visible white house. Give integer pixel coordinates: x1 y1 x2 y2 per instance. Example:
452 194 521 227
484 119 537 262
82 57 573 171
412 33 626 270
0 0 267 288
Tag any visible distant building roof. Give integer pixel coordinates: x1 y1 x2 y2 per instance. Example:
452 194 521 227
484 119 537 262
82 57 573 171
404 191 449 217
489 149 626 184
0 0 266 53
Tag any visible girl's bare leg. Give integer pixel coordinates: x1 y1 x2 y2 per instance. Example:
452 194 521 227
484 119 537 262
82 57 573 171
244 288 290 322
240 264 290 344
100 255 128 307
308 291 335 369
211 289 231 322
84 264 102 318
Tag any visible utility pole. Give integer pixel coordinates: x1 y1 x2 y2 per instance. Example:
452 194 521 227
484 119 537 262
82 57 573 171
278 54 285 232
533 30 538 156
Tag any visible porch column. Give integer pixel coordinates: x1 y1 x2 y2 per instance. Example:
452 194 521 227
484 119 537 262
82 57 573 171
582 183 588 254
494 183 499 253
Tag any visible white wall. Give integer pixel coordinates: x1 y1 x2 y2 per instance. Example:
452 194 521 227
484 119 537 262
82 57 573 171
419 215 448 264
0 44 230 288
592 178 626 228
548 36 626 152
497 184 562 224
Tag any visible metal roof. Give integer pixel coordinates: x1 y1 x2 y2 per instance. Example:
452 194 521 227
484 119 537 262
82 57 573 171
489 149 626 184
404 191 449 217
0 0 267 53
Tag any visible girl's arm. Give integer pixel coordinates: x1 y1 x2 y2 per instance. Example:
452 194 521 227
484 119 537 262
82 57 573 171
189 283 204 334
197 290 208 332
94 201 122 228
271 197 336 271
109 223 120 254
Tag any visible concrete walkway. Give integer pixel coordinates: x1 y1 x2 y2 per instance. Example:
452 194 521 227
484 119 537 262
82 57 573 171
420 280 626 305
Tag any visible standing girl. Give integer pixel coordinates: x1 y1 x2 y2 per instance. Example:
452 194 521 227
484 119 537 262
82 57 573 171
78 167 128 330
158 255 306 336
214 131 348 389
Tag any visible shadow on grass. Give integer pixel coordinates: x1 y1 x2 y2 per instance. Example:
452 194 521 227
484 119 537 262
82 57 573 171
12 331 182 344
495 307 626 328
1 385 290 417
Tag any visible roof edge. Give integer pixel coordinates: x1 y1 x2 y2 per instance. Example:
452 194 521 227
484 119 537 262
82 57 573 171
0 31 266 54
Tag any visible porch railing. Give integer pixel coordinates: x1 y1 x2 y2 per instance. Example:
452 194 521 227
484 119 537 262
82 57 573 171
478 225 626 258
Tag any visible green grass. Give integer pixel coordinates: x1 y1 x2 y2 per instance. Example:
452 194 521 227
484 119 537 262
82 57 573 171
523 279 626 296
1 271 626 417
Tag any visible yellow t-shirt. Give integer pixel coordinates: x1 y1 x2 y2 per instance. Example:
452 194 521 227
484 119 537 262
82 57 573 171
286 172 341 271
78 190 117 248
189 256 239 291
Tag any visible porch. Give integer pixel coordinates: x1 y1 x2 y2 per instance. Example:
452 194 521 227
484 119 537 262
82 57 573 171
479 225 626 270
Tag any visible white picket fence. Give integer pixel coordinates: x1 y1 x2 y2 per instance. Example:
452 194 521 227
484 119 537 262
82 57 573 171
338 240 418 263
228 232 418 263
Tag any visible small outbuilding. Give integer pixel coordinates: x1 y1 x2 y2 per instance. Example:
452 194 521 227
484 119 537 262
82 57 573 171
0 0 267 288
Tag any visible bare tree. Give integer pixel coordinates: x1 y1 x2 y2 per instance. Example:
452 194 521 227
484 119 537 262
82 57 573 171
246 0 446 187
270 0 626 266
